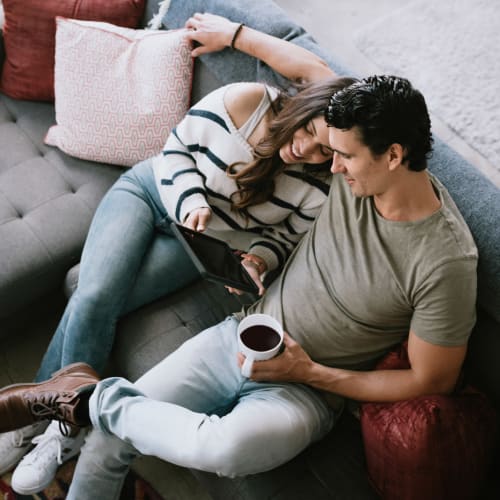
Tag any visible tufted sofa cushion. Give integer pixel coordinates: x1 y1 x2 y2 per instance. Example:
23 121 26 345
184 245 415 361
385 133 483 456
0 92 121 323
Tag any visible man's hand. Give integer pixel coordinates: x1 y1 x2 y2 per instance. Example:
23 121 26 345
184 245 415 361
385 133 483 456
184 13 241 57
237 333 314 382
183 207 212 232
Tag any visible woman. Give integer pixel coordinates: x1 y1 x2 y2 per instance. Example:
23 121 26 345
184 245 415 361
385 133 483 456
0 13 355 495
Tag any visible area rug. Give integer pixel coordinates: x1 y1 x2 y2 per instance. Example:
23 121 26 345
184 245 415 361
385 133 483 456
354 0 500 173
0 458 163 500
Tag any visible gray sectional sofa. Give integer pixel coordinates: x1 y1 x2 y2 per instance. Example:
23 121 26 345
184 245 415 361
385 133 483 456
1 0 499 498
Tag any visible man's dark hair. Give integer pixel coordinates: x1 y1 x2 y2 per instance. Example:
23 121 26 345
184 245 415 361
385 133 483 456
324 75 433 171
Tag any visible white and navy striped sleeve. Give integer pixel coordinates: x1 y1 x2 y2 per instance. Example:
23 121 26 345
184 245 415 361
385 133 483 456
153 120 209 223
246 170 331 271
152 88 238 223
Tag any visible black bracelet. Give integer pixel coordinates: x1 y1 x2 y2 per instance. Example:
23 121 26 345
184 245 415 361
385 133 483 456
230 23 245 49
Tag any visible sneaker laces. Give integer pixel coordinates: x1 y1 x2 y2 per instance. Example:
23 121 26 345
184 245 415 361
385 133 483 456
21 425 73 467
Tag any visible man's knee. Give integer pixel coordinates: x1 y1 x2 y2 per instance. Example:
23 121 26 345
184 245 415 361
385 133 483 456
196 438 253 478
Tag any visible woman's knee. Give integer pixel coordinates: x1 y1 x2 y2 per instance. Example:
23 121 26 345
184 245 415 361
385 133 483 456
71 284 116 317
123 159 156 191
193 436 249 477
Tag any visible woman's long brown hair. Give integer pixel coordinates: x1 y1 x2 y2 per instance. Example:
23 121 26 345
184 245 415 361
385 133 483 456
227 76 358 213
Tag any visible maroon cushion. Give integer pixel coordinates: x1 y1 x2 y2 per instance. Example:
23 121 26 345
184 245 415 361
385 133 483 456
360 343 497 500
0 0 146 101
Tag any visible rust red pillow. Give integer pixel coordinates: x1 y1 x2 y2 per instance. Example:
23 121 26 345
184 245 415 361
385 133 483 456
360 343 497 500
0 0 146 101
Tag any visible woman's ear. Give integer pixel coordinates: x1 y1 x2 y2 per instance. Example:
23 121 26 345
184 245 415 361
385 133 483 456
387 143 405 171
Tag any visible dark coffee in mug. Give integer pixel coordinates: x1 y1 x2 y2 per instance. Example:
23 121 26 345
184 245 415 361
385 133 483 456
240 325 281 352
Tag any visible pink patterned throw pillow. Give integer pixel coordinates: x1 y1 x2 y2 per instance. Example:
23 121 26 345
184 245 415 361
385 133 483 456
45 18 193 167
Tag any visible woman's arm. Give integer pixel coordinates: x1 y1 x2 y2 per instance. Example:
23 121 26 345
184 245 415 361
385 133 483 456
184 13 335 84
152 125 210 226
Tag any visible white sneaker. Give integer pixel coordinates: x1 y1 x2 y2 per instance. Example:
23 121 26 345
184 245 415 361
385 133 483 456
11 421 86 495
0 421 48 475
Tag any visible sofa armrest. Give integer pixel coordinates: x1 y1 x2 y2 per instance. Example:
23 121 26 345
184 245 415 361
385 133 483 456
160 0 350 89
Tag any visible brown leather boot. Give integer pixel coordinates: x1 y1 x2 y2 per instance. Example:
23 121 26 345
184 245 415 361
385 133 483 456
0 362 99 434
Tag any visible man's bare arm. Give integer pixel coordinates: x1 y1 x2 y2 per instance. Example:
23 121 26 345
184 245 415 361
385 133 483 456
244 331 466 402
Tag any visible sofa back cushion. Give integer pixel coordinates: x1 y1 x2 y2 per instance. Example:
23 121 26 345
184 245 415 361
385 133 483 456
0 0 146 101
427 140 500 325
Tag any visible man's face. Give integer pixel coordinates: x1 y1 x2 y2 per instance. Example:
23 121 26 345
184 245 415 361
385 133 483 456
328 126 389 198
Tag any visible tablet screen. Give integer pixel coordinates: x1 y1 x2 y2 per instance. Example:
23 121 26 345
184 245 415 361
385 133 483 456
170 223 258 294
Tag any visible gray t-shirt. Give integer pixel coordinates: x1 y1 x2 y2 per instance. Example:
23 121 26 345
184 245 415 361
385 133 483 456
246 173 478 369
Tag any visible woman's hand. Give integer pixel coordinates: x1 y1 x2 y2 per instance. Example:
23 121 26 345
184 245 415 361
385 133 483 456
226 253 267 296
184 11 334 82
184 13 241 57
182 207 212 232
237 332 314 382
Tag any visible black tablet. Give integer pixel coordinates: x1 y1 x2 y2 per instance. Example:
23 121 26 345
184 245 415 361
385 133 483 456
170 223 259 294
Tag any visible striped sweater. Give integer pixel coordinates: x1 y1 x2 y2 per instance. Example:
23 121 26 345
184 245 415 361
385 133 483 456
152 83 331 272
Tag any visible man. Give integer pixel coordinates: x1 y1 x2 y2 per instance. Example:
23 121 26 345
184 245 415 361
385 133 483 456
0 76 477 499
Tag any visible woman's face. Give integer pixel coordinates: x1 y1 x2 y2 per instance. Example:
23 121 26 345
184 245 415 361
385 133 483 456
279 116 333 165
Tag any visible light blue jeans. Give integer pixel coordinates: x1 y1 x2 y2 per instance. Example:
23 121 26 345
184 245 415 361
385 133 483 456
35 160 199 382
66 317 339 500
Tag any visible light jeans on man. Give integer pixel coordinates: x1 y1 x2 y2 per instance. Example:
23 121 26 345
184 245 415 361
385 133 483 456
66 316 339 500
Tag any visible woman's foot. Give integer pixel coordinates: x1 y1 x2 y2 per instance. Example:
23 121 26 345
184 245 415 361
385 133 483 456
0 422 48 475
11 421 87 494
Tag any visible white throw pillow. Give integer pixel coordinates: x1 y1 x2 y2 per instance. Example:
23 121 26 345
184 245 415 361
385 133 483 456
45 18 193 167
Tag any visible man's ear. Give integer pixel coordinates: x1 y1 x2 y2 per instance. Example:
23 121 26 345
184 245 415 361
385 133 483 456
387 143 405 171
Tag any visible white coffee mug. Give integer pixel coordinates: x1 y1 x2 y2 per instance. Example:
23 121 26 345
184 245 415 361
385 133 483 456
237 313 284 378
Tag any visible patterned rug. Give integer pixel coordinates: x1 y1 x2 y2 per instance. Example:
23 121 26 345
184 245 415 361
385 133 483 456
0 458 163 500
354 0 500 175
